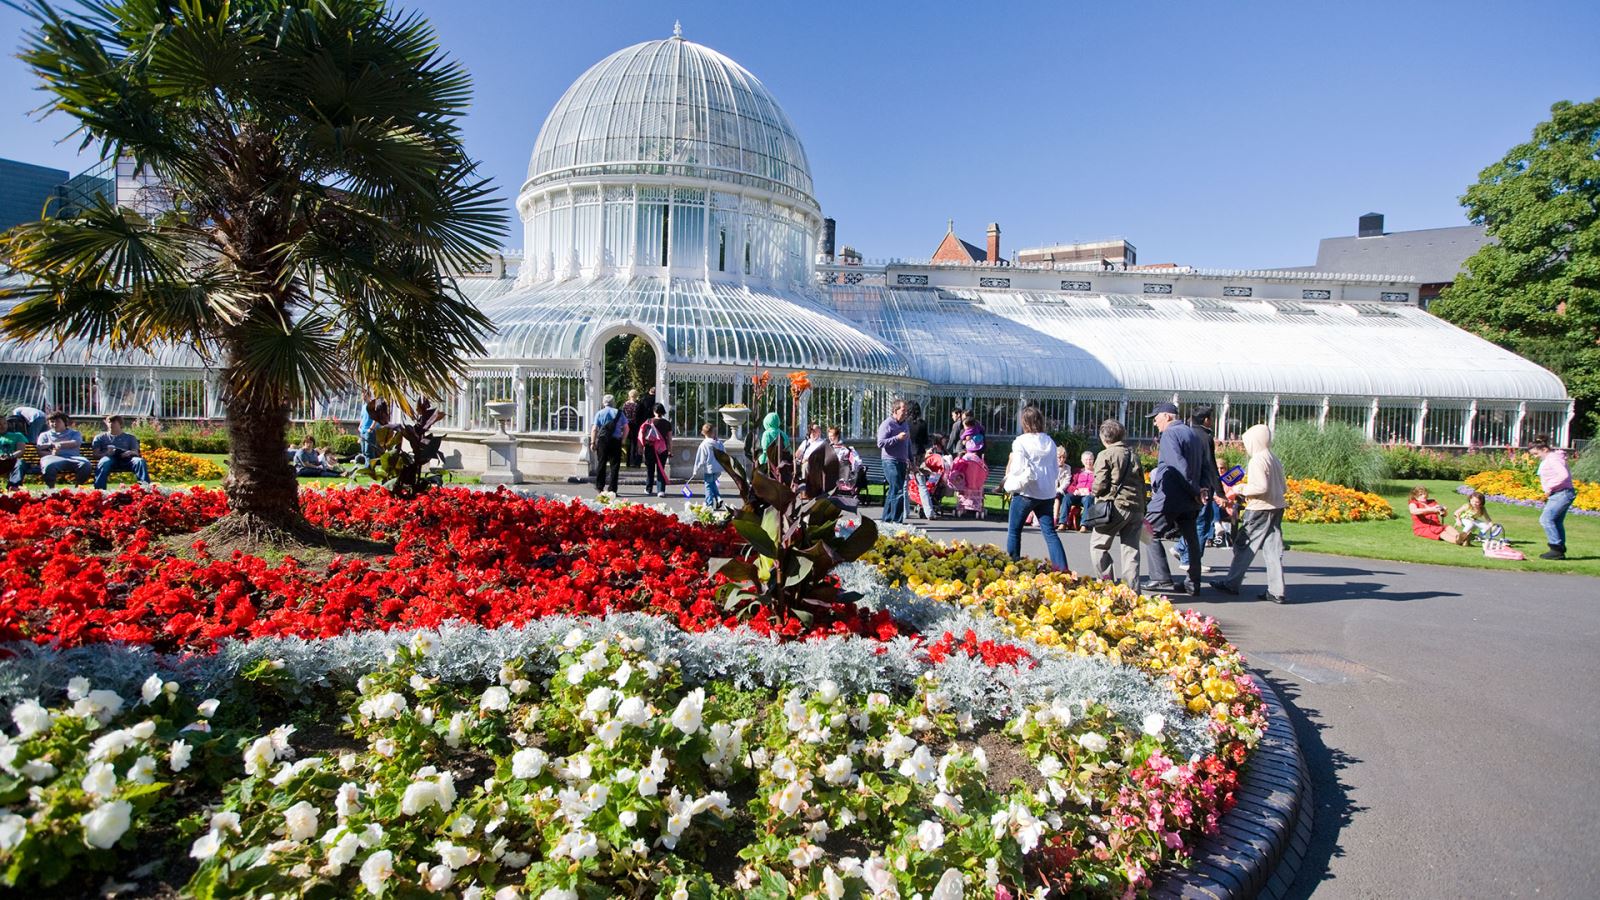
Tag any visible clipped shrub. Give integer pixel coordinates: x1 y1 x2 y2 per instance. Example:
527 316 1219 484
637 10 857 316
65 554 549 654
1050 429 1091 462
331 433 362 458
1381 445 1461 480
1271 421 1388 492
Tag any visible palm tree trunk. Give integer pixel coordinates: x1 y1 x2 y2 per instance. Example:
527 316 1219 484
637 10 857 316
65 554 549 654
221 398 303 534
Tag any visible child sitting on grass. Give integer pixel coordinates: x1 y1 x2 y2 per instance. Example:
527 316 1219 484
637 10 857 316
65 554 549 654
1453 491 1504 543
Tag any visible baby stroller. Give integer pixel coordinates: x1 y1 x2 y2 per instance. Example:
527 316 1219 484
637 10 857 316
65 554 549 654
948 453 988 519
907 455 948 518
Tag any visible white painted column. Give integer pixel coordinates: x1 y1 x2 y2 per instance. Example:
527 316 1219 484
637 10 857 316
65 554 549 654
1464 400 1478 448
1512 401 1528 448
1414 398 1428 446
1365 398 1379 441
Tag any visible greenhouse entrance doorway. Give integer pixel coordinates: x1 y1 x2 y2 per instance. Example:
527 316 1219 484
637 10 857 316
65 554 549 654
603 333 658 407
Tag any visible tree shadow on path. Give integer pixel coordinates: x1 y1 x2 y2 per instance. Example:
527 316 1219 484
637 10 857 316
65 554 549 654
1277 564 1461 604
1266 673 1365 900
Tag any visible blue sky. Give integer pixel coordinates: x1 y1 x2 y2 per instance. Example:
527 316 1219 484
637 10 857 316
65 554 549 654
2 0 1595 267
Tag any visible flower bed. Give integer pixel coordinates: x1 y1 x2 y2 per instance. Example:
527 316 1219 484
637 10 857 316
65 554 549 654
1462 469 1600 515
0 487 1263 897
1282 478 1395 523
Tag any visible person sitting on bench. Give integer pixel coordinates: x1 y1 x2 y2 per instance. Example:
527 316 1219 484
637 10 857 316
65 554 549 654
92 414 152 489
37 412 93 487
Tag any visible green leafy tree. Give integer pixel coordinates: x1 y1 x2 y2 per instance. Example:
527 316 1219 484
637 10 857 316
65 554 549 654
1433 98 1600 438
0 0 504 539
623 335 655 398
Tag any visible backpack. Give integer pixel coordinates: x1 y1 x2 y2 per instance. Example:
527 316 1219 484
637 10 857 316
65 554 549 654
639 420 668 454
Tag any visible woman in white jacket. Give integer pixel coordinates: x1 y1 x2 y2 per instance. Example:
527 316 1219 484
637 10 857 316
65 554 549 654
1208 424 1288 603
1004 407 1068 571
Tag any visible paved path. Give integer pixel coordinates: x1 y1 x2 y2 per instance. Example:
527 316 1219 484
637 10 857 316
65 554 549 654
536 483 1600 898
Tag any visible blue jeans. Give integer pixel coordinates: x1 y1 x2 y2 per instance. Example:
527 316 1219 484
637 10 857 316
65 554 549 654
94 455 151 489
1541 488 1575 545
40 455 92 487
882 457 909 523
703 474 722 505
1007 495 1068 571
1177 498 1217 567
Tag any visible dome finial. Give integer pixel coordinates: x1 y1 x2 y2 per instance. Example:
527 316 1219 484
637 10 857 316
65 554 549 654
672 20 682 39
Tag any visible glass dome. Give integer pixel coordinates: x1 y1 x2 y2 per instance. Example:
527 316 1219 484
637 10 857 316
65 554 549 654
525 30 815 207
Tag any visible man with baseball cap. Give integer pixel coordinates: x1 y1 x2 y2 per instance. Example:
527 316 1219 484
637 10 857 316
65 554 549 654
1144 402 1206 594
1177 405 1224 572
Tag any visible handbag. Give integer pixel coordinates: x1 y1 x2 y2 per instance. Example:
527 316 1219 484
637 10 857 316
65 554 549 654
1081 500 1115 531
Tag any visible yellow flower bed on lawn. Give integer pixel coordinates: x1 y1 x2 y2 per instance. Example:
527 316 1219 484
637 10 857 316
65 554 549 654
1283 478 1394 523
1466 468 1600 512
143 446 225 481
865 535 1263 742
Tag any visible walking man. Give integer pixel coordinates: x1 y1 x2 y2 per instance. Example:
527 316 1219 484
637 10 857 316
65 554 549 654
1209 424 1287 602
1177 405 1223 571
877 400 911 523
1144 402 1205 594
591 394 626 493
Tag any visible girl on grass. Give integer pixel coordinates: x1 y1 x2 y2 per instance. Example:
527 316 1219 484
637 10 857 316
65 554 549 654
1453 491 1504 543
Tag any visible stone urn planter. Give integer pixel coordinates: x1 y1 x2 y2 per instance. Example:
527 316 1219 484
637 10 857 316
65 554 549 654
719 405 750 447
485 400 517 435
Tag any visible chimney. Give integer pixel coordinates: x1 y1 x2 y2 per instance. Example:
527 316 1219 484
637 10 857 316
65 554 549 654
821 217 836 262
986 222 1001 263
1358 212 1384 238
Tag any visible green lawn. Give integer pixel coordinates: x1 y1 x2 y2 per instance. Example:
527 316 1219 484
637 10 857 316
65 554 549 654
1282 478 1600 577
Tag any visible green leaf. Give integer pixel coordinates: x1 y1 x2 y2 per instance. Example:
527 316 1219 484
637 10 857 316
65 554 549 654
837 515 879 560
732 518 778 558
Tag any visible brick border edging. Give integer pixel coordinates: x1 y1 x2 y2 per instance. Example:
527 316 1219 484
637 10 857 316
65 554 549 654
1151 674 1312 900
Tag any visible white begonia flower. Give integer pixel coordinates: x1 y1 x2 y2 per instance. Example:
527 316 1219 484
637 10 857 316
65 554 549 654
1077 732 1109 754
584 686 614 714
327 831 361 870
536 888 573 900
615 696 649 727
0 813 26 851
284 800 319 842
268 724 296 756
822 753 855 786
771 756 798 780
502 849 531 869
82 761 118 797
190 829 223 860
20 759 55 781
435 840 474 869
579 643 607 670
509 678 531 696
924 690 950 714
67 676 91 700
640 660 661 681
772 780 805 816
595 719 623 747
168 739 193 772
479 686 511 712
932 791 964 815
818 679 841 704
609 661 633 687
671 887 690 900
436 771 457 809
619 810 637 828
81 800 132 849
1142 713 1166 737
670 688 705 735
360 692 408 721
881 730 916 766
11 698 52 739
401 780 442 815
1037 755 1063 779
373 738 398 758
862 856 895 897
359 849 395 895
140 674 164 705
898 745 937 784
244 736 277 776
822 867 847 900
562 627 586 649
637 750 667 797
511 747 548 780
76 689 126 725
930 868 966 900
197 698 220 718
565 663 589 685
128 755 158 785
445 712 467 749
916 819 946 853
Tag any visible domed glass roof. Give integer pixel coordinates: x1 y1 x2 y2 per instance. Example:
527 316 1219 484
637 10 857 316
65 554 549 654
526 32 816 206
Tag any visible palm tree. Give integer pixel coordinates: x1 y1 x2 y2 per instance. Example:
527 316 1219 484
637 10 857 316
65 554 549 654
0 0 504 541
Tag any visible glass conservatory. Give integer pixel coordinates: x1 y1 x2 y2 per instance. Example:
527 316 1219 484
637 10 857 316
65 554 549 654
0 29 1575 479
